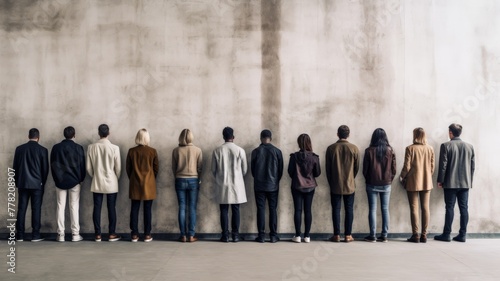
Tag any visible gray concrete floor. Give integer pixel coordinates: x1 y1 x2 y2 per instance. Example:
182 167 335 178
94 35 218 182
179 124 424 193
1 237 500 281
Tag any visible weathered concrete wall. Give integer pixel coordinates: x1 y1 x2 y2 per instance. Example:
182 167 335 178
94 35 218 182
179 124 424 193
1 0 499 235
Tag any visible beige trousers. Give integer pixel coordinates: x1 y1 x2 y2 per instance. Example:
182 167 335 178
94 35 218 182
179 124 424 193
406 190 430 236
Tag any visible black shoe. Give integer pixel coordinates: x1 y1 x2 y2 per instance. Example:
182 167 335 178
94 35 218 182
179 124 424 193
232 234 240 243
364 236 376 242
434 234 451 242
16 233 24 242
270 236 280 243
220 236 229 243
407 234 420 243
255 236 265 243
31 236 45 242
452 235 466 242
377 236 388 243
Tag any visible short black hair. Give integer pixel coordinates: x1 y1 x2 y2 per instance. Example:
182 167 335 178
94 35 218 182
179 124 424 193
28 128 39 139
338 125 350 139
260 129 272 140
98 124 110 138
223 127 234 141
449 123 462 137
64 126 76 139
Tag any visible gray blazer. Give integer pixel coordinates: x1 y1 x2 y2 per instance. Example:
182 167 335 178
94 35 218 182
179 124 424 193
437 137 475 189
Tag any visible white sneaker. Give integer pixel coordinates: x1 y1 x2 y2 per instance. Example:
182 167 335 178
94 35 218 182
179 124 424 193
292 236 301 243
57 234 65 242
304 237 311 243
72 234 83 242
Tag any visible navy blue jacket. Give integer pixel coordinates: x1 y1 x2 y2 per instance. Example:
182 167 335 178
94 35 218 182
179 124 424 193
13 141 49 190
50 139 86 189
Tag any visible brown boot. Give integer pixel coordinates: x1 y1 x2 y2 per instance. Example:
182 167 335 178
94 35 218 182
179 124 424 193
407 234 420 243
420 234 427 243
344 235 354 243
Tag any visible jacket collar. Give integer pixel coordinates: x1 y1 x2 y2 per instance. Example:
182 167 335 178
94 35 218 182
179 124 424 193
97 138 111 144
451 137 462 141
337 139 349 143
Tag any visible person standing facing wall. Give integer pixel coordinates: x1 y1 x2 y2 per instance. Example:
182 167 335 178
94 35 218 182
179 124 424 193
400 127 434 243
86 124 121 242
325 125 359 243
50 126 86 242
127 128 159 243
14 128 49 242
212 127 248 243
362 128 396 243
172 129 202 243
434 123 475 243
251 129 283 243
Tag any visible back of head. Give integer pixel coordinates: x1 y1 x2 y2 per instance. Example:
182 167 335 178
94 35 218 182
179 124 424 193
370 128 390 162
178 129 194 146
64 126 76 139
260 129 272 141
413 127 427 145
29 128 40 140
448 123 462 137
223 127 234 141
98 124 110 138
338 125 350 139
297 133 313 152
135 128 150 146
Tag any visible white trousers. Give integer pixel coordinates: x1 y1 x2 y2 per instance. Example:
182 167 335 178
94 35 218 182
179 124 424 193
56 184 81 235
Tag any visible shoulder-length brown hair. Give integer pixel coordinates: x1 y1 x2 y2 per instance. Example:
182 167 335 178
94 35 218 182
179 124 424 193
297 133 313 152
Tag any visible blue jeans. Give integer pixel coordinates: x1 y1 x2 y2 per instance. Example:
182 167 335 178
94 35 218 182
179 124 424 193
366 185 391 238
175 178 199 237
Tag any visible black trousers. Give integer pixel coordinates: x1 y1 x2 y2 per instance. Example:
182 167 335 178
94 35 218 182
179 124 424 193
255 190 279 238
291 188 315 237
331 193 355 236
16 188 44 237
443 188 469 236
219 204 240 237
130 200 153 235
93 193 117 235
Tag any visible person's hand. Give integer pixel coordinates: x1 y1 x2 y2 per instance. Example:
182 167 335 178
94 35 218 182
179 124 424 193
438 182 443 188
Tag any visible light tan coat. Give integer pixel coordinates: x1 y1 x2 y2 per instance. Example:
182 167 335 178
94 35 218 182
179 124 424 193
400 143 435 191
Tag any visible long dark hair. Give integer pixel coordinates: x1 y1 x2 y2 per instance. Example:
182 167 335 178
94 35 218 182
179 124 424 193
369 128 390 162
297 134 313 152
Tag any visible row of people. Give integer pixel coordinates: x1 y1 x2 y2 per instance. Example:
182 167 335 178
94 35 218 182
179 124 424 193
13 123 474 243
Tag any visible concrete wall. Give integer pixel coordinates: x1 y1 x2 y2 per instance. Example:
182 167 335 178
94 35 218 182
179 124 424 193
1 0 499 235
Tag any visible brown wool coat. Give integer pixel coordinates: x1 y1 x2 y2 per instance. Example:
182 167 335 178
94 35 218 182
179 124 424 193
126 145 159 200
400 143 435 191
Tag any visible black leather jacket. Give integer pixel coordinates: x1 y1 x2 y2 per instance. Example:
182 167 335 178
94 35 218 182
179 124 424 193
13 141 49 190
50 139 86 189
251 143 284 192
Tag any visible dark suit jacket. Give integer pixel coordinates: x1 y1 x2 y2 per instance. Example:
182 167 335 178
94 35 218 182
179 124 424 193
437 137 475 189
50 139 86 189
13 141 49 190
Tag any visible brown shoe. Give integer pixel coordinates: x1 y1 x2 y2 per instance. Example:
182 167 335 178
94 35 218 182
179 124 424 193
420 234 427 243
329 235 341 242
95 234 102 242
179 236 187 243
344 235 354 243
407 234 420 243
109 234 121 242
188 236 198 243
131 234 139 242
144 235 153 242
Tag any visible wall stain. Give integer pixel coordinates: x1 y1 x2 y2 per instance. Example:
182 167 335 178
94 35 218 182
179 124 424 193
261 0 281 144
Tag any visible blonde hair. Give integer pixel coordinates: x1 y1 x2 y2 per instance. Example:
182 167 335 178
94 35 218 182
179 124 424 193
135 128 150 146
178 129 193 146
413 127 427 145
